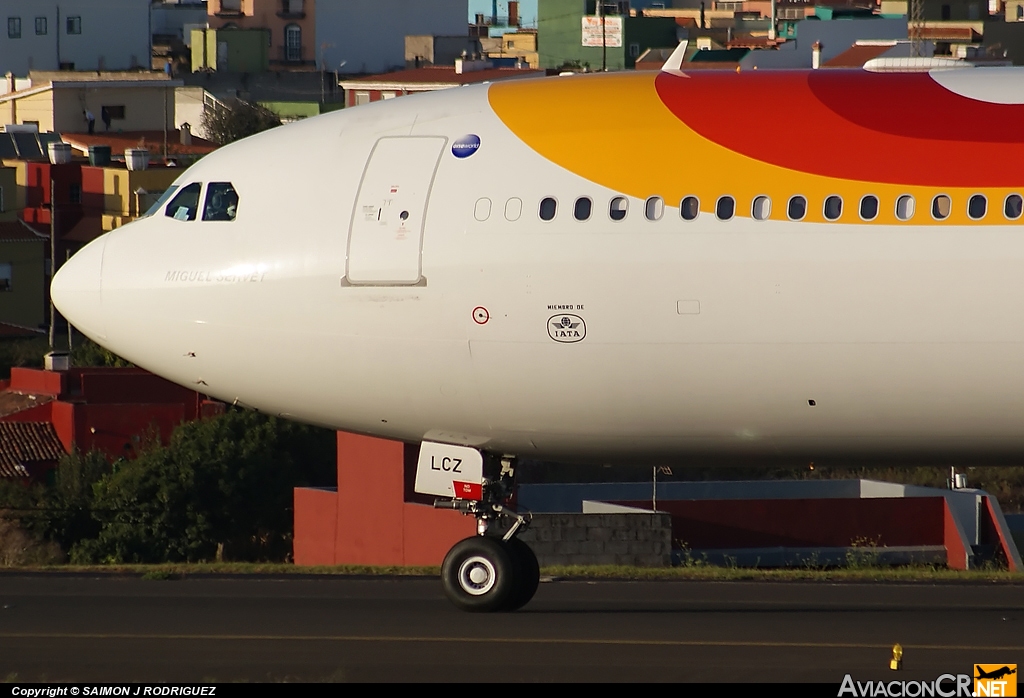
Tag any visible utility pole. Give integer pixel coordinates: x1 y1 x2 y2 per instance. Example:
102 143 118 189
909 0 924 57
48 177 57 350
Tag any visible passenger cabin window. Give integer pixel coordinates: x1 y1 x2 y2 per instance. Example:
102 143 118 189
680 196 699 221
859 195 878 221
715 196 735 221
504 197 522 221
539 197 557 221
202 182 239 221
751 195 770 221
644 196 664 221
1005 194 1023 220
787 195 806 221
165 183 202 221
968 194 987 220
823 195 842 221
574 197 592 221
474 197 491 221
931 195 951 220
609 196 628 221
896 195 915 221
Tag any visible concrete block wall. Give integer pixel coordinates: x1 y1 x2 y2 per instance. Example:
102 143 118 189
516 513 672 567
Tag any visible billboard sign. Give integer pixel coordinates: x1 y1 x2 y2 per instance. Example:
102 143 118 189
582 16 623 48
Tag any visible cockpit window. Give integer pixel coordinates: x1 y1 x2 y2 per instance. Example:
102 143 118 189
141 185 178 219
202 182 239 222
164 183 202 221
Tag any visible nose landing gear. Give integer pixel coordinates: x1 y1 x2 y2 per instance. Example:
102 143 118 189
430 452 539 612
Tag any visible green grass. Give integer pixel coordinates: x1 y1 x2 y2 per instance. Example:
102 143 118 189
0 561 1020 583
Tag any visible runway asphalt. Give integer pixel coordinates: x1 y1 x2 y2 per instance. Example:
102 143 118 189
0 573 1021 683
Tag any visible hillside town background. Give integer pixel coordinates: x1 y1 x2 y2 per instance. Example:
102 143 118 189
0 0 1021 565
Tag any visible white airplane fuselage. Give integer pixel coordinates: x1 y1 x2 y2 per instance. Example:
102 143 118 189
52 69 1024 465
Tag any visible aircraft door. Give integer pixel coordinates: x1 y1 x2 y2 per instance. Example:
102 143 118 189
345 136 446 285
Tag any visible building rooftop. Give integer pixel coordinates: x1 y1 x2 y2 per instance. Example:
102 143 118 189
0 421 66 479
341 65 543 89
825 42 898 67
0 221 48 243
62 131 218 158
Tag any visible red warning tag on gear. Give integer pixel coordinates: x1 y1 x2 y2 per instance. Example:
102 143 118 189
453 481 483 500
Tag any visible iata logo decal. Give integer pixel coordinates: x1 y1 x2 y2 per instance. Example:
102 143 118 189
452 134 481 159
548 314 586 343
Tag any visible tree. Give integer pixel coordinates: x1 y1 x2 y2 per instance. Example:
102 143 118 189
201 99 282 146
72 409 335 564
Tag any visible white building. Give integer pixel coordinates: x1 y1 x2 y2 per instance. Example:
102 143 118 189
0 1 151 76
317 0 467 75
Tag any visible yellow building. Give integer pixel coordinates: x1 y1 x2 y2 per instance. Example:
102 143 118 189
484 31 540 68
0 221 46 330
100 167 180 232
0 74 180 134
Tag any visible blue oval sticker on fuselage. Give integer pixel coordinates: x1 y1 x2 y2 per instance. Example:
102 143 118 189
452 134 481 159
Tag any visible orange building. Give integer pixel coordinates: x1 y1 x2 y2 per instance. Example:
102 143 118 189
208 0 316 68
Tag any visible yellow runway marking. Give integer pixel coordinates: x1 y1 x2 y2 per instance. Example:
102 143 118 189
1 634 1021 652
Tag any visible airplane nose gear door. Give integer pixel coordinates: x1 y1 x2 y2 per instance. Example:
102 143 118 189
344 136 446 286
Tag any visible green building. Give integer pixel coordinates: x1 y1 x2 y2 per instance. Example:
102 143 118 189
191 28 271 74
539 0 679 70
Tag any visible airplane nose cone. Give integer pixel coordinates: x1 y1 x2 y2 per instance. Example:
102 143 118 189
51 234 106 340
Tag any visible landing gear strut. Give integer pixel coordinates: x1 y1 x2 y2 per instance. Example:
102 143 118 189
433 455 539 612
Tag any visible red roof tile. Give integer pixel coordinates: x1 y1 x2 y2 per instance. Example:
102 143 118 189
0 221 46 243
0 421 65 478
825 43 896 67
0 323 45 339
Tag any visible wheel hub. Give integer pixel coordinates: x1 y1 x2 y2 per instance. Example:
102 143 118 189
458 555 496 595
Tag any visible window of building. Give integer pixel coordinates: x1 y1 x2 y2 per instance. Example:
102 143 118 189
751 195 771 221
1005 194 1023 220
644 196 663 221
68 183 82 205
286 0 305 13
1018 4 1023 19
0 263 11 292
66 16 81 35
102 105 125 121
629 43 640 58
680 196 699 221
221 0 242 10
968 194 987 220
896 195 915 221
823 195 843 221
787 195 806 221
931 194 951 220
355 92 370 106
285 24 302 62
539 196 557 221
573 197 592 221
715 195 735 221
165 183 202 221
8 17 21 39
35 17 46 35
609 196 628 221
202 183 239 221
859 195 878 221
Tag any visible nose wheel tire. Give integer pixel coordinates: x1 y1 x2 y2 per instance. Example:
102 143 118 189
442 536 516 612
501 537 540 611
